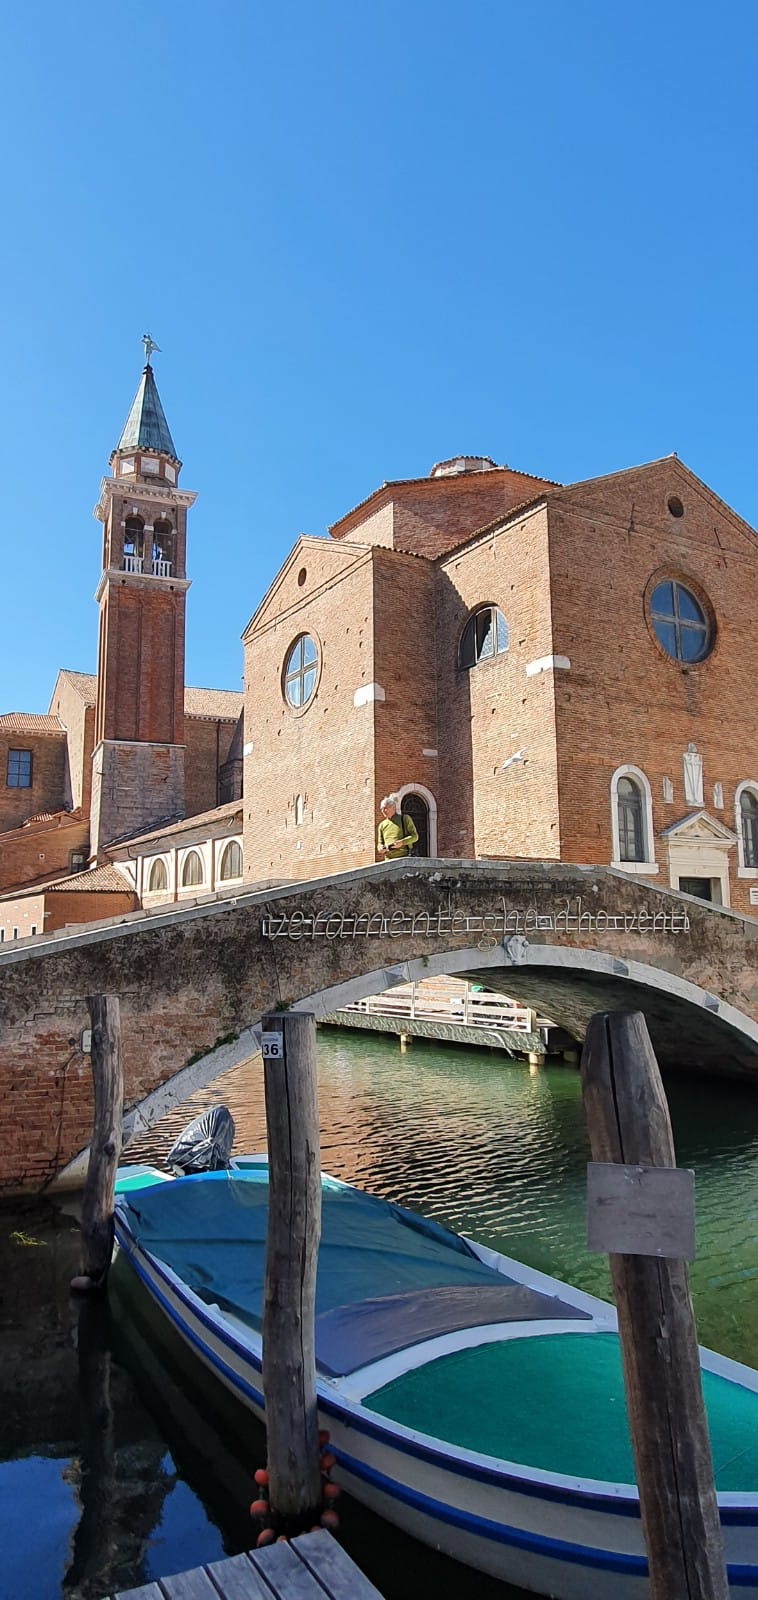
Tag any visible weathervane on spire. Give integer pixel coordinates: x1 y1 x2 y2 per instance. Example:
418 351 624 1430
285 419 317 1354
142 332 161 366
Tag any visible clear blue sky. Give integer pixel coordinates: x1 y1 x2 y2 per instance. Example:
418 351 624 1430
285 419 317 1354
1 0 757 711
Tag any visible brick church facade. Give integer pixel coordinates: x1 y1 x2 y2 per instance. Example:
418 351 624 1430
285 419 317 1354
2 360 757 940
243 453 758 916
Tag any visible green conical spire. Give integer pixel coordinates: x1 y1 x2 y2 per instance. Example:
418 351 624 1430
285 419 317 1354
115 362 178 459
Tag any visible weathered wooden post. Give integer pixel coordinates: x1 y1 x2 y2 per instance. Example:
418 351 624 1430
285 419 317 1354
71 995 123 1293
581 1010 729 1600
261 1010 323 1530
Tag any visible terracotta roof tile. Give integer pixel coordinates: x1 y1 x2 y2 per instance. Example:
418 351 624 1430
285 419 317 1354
50 673 242 722
184 687 242 720
46 864 136 894
0 713 64 733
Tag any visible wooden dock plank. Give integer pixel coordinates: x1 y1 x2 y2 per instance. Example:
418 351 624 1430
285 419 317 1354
110 1531 386 1600
159 1567 221 1599
248 1539 327 1598
292 1530 385 1599
113 1586 165 1600
205 1552 274 1599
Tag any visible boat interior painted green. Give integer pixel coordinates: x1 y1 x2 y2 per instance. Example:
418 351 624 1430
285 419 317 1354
366 1331 758 1491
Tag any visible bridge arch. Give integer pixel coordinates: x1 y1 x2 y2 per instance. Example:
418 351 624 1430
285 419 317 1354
3 859 757 1191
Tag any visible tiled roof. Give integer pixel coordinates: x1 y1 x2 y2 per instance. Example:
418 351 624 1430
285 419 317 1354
0 713 64 733
0 863 134 901
46 864 136 894
49 673 242 722
55 670 98 704
184 687 242 720
115 364 178 459
107 799 242 854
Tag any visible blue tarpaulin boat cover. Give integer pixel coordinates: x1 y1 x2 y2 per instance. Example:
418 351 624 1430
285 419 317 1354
120 1172 575 1375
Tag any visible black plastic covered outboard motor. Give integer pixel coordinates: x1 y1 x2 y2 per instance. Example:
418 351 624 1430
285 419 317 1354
166 1105 235 1175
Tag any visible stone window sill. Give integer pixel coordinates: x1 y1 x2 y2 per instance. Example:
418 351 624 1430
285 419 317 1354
611 860 660 875
738 866 758 879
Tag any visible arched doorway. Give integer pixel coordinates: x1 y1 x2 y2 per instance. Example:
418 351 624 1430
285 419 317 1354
401 791 430 856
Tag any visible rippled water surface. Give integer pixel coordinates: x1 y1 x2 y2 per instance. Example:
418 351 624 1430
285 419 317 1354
2 1028 757 1600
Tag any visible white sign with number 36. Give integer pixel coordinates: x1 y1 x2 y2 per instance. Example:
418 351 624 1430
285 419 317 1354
261 1031 284 1060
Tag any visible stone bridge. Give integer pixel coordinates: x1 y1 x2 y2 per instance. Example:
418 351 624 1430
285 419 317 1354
1 860 757 1193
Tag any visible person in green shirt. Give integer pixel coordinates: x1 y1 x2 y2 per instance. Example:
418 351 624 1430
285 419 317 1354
377 794 418 859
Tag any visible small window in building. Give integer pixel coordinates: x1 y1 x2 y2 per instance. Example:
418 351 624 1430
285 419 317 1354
650 580 711 663
148 858 168 892
7 749 32 788
294 794 304 825
181 850 204 887
667 495 685 518
284 635 318 709
617 775 645 862
741 789 758 869
0 930 4 942
459 607 509 669
70 851 86 873
30 924 37 936
219 840 243 880
12 928 18 940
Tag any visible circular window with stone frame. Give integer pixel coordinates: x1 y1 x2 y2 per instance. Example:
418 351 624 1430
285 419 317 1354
282 633 320 711
646 576 714 664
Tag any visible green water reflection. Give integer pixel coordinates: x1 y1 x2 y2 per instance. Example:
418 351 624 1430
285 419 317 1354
1 1031 757 1599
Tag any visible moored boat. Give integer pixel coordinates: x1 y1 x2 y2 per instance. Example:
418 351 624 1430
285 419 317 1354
113 1155 758 1599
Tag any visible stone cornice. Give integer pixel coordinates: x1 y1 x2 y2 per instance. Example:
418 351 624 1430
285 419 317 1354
93 476 197 522
94 569 192 602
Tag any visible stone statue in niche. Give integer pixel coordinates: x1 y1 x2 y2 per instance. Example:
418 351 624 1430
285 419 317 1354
662 777 674 803
713 783 724 809
683 743 704 807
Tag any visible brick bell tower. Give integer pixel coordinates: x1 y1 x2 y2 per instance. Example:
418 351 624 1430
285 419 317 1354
90 337 196 856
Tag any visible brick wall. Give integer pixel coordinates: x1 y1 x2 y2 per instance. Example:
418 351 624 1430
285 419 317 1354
331 467 555 560
437 504 561 859
546 462 758 913
49 678 95 814
90 741 185 856
0 732 68 832
184 716 239 818
243 541 377 879
96 583 186 747
372 550 439 839
0 813 90 896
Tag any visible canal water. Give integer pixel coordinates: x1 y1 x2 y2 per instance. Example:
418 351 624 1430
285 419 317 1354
1 1030 757 1600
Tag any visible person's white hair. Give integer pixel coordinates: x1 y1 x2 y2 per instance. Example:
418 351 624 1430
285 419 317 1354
380 793 399 808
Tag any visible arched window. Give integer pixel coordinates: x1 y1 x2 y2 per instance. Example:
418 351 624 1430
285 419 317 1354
740 788 758 870
294 794 304 825
152 518 174 575
649 580 711 663
181 850 204 887
123 516 144 571
610 765 656 871
219 840 243 880
148 858 168 892
283 635 318 708
459 606 509 669
617 776 644 862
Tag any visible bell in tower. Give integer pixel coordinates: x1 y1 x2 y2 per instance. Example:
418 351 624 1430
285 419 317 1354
90 338 196 856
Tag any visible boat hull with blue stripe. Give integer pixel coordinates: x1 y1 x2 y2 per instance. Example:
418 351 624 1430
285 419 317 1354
113 1156 758 1599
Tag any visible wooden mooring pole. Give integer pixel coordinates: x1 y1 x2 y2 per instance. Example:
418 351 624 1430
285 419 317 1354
581 1010 729 1600
71 995 123 1293
261 1010 323 1531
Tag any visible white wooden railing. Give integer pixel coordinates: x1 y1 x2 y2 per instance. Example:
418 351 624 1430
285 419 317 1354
121 556 173 577
342 976 537 1032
